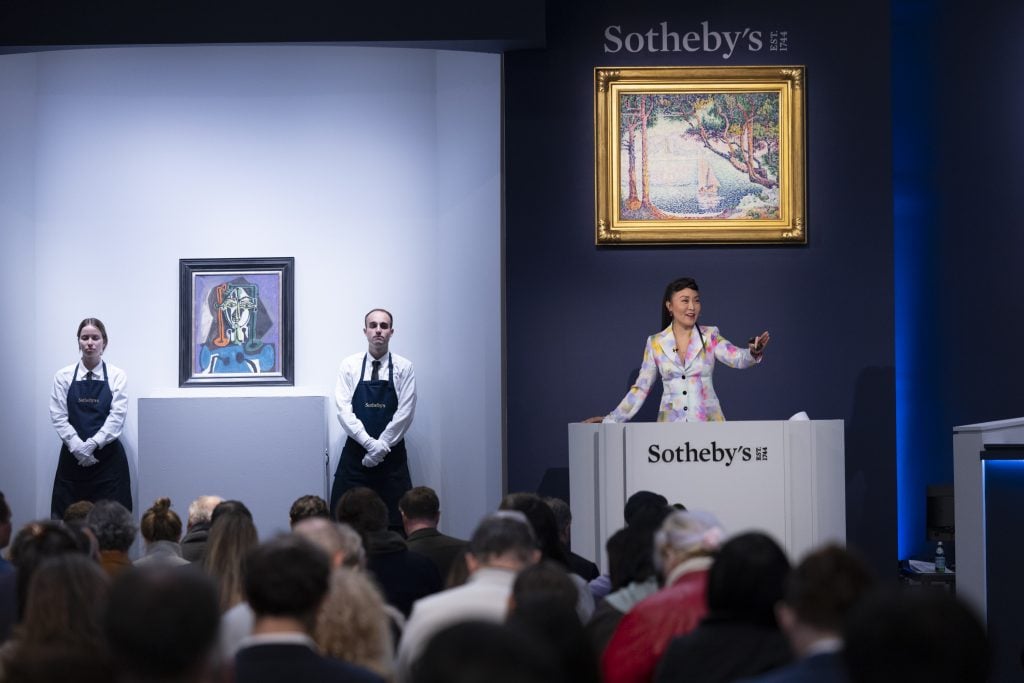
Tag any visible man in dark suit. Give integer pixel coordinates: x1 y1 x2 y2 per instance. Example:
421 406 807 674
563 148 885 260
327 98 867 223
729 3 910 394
234 535 383 683
738 544 875 683
399 486 467 582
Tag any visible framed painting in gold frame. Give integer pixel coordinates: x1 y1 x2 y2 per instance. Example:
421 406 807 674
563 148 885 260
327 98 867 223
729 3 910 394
595 66 806 245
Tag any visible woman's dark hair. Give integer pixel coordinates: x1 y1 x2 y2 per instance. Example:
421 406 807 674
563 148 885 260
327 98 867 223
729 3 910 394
498 493 569 567
707 531 790 625
606 525 659 591
661 278 699 330
77 318 108 346
140 497 183 544
9 521 86 620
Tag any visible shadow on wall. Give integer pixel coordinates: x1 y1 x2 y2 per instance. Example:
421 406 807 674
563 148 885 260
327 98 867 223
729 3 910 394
844 365 897 576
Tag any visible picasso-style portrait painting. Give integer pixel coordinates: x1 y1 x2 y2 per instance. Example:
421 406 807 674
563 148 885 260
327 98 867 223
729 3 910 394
594 66 806 244
179 258 294 386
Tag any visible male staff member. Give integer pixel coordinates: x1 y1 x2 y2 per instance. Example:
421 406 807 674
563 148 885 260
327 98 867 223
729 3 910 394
330 308 416 529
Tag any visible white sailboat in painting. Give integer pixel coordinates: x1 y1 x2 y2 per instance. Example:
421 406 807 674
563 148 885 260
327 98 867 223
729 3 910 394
696 149 722 211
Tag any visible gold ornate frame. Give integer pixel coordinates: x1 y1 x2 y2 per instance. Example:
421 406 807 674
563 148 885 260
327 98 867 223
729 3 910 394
595 66 806 245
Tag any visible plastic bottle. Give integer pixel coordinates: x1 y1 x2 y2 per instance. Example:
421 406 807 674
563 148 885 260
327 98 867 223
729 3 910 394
934 541 946 573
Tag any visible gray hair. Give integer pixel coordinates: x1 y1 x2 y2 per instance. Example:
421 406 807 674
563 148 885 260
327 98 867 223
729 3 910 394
187 495 222 527
653 509 724 575
86 500 137 552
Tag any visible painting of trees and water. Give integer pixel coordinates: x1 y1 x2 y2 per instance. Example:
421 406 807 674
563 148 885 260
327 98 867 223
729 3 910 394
619 92 780 221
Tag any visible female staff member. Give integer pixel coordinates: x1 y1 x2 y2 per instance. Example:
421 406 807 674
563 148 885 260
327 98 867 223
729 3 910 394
49 318 131 518
594 278 769 423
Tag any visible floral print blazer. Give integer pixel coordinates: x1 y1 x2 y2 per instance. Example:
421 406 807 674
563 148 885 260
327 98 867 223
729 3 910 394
604 325 760 423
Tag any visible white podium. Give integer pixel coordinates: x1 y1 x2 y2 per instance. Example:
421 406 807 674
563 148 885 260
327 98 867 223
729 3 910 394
568 420 846 571
952 416 1024 623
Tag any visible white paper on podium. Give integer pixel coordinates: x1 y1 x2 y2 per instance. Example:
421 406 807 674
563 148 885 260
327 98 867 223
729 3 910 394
624 421 787 543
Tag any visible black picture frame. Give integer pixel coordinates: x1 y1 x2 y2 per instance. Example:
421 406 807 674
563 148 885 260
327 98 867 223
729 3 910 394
179 257 294 387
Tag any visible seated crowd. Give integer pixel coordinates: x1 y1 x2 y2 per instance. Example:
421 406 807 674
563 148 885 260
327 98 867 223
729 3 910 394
0 487 991 683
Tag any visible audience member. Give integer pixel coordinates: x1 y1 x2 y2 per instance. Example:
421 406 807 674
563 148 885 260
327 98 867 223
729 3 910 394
336 487 442 617
203 500 258 613
399 486 468 582
61 500 94 524
105 565 222 683
181 495 222 563
234 535 383 683
843 585 988 683
8 521 85 622
589 490 672 601
508 560 601 683
602 509 723 683
499 492 595 619
315 567 395 679
545 496 600 581
0 493 13 644
295 516 399 674
86 500 137 578
0 493 13 574
739 543 875 683
290 495 330 527
653 532 793 683
586 523 664 655
135 497 189 567
1 554 112 682
411 620 561 683
396 511 540 681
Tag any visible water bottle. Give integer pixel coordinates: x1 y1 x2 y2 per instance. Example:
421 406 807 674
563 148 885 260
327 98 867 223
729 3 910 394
934 541 946 573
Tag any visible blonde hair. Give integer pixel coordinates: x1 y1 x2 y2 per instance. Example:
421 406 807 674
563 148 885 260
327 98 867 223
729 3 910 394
314 568 393 678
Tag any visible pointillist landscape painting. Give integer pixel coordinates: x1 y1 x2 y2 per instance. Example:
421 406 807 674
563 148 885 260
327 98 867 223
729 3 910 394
619 92 780 221
179 257 294 387
192 273 281 376
594 66 804 244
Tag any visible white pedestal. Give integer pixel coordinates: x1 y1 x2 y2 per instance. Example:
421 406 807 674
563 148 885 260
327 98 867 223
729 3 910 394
569 420 845 571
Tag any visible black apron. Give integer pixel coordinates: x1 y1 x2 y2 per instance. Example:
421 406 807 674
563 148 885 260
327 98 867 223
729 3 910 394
330 354 411 528
51 362 132 518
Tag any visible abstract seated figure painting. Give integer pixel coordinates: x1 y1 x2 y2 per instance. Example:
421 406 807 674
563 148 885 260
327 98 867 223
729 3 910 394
179 258 294 387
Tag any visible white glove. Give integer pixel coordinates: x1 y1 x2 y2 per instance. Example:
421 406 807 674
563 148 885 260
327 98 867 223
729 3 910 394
78 454 100 467
361 439 389 468
75 438 99 467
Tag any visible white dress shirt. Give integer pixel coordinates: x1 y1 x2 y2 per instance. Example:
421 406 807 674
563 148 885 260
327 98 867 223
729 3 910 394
49 360 128 452
335 352 416 450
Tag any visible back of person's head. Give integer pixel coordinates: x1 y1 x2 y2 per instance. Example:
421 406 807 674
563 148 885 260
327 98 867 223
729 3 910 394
293 517 359 568
469 511 539 566
140 497 183 544
202 501 258 612
186 495 222 529
86 500 136 552
624 490 670 529
315 567 394 678
336 487 389 536
0 490 11 550
707 531 790 625
105 566 220 682
784 543 875 632
62 500 95 524
244 534 331 625
844 586 988 683
289 494 330 527
511 560 579 615
542 497 572 540
653 509 724 576
399 486 441 522
19 554 109 649
412 620 562 683
498 493 569 566
10 520 85 619
606 525 659 590
209 499 252 526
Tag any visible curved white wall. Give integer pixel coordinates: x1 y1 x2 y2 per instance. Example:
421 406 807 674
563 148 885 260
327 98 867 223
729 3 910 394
0 45 502 540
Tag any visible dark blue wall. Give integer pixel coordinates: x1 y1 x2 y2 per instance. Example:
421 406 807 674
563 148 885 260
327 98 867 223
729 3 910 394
505 0 895 575
893 0 1024 562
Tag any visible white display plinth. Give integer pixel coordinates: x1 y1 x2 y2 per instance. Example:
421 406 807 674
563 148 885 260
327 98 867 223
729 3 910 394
568 420 846 571
952 416 1024 622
